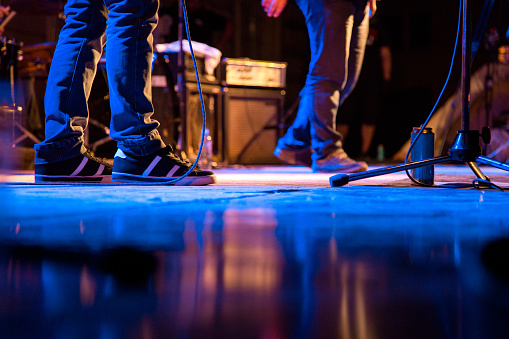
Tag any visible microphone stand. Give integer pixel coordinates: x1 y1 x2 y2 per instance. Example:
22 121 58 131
176 0 188 157
330 0 509 188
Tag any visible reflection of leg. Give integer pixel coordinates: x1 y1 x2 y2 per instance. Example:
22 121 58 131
360 123 376 155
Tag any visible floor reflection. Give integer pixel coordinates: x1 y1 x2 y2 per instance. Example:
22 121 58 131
2 204 509 338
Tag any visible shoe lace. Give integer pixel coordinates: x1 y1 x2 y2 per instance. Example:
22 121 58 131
83 149 112 167
162 146 194 168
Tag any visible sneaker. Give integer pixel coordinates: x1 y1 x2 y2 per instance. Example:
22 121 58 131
312 148 368 173
35 149 112 183
274 145 313 167
112 146 216 185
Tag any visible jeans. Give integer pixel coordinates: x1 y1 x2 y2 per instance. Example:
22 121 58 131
34 0 165 164
278 0 369 160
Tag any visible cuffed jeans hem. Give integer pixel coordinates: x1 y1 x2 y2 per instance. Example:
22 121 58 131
116 131 166 157
276 137 311 151
34 137 86 165
311 140 343 161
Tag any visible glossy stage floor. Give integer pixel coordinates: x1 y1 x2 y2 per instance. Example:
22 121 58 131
1 164 509 339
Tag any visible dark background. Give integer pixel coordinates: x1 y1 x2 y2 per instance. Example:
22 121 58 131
3 0 508 158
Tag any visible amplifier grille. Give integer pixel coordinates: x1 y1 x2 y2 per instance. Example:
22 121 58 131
223 88 284 164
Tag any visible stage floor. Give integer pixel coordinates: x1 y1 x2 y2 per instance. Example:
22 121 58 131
1 164 509 338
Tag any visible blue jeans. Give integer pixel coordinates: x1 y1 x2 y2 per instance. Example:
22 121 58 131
278 0 369 160
34 0 165 164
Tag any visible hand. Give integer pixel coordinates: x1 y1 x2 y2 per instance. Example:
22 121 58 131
261 0 287 18
0 6 10 19
368 0 376 18
0 6 10 35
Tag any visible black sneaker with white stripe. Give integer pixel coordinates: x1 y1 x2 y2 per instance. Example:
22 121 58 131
35 149 112 183
112 146 216 185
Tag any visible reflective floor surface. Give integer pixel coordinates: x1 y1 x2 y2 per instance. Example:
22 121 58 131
1 164 509 339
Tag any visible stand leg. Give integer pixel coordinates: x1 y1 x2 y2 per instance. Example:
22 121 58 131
330 155 452 187
329 0 509 189
476 155 509 171
11 121 41 146
467 161 489 181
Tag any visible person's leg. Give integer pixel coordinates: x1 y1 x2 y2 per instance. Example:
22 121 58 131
34 0 112 182
103 0 164 156
274 96 313 166
105 0 215 185
275 0 337 167
273 0 327 166
338 1 370 105
335 83 360 144
338 6 371 157
360 123 376 155
294 0 368 172
308 0 370 158
35 0 107 162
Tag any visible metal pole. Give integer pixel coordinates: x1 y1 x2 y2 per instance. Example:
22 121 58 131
177 0 187 155
461 0 471 130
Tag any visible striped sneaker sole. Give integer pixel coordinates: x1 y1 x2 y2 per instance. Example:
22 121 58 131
111 172 216 186
34 174 113 183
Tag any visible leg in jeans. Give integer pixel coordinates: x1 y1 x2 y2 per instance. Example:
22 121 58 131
104 0 165 157
277 0 369 162
34 0 109 164
35 0 165 165
33 0 215 185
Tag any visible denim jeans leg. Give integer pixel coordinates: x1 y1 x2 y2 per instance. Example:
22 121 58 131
339 2 370 105
34 0 108 165
277 96 312 150
104 0 165 157
282 0 369 160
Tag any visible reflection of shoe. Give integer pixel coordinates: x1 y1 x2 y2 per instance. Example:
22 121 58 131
312 148 368 173
112 145 216 185
274 146 313 167
35 149 112 183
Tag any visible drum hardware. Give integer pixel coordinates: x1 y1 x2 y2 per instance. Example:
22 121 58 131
1 37 41 147
1 37 23 79
0 10 16 32
0 105 40 147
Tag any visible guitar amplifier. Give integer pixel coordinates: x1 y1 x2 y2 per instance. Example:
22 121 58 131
222 87 285 164
220 58 287 89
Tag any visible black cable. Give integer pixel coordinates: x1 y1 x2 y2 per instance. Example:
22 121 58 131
164 0 208 184
472 178 505 191
404 0 462 187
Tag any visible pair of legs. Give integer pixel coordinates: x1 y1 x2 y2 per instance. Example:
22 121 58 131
35 0 163 164
33 0 215 185
275 0 370 172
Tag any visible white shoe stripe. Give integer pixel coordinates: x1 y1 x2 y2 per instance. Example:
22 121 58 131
70 157 88 177
94 164 105 176
166 165 180 177
114 149 127 159
143 156 161 176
